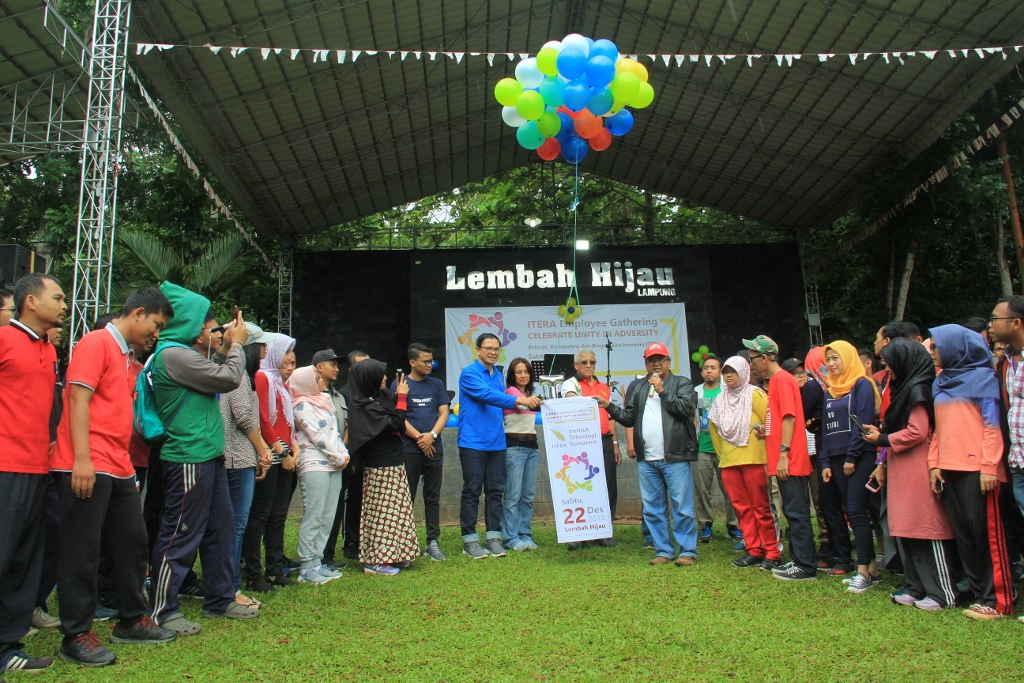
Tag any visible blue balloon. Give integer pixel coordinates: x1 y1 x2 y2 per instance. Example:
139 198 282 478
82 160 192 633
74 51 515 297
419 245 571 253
587 86 614 116
585 37 595 53
539 76 565 108
606 109 635 136
562 79 591 112
432 360 440 371
561 134 589 164
555 112 575 142
556 47 587 81
586 56 615 88
590 39 619 62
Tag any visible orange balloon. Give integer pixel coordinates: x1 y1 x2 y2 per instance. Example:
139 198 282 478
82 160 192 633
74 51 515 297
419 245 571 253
574 110 603 139
589 128 612 151
557 105 579 119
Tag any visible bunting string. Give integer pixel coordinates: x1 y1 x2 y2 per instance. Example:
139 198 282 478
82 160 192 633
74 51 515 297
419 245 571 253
810 95 1024 274
125 67 276 273
133 42 1024 68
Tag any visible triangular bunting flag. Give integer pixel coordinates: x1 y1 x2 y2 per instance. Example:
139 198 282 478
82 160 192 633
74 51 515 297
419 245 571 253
647 54 657 61
690 55 699 62
273 48 282 55
401 51 409 60
704 55 713 66
207 44 223 54
429 51 437 60
786 54 800 66
352 50 361 61
849 53 857 65
922 51 936 59
974 48 984 58
818 53 834 62
487 54 495 65
882 53 890 64
136 43 150 55
290 49 300 60
414 52 422 59
366 50 377 55
746 54 761 66
662 54 671 66
506 53 514 60
775 54 784 66
337 50 346 64
387 51 396 57
262 48 271 60
519 53 529 60
231 47 248 58
456 52 465 63
718 54 736 64
986 123 1000 138
675 55 685 66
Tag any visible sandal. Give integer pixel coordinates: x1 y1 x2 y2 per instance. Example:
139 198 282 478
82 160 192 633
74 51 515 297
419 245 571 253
160 613 203 636
235 591 262 608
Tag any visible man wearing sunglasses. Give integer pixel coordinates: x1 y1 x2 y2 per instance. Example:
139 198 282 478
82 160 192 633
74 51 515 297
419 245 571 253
598 342 699 566
561 349 619 550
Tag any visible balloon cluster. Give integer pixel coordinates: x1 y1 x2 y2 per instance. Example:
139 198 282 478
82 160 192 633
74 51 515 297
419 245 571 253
493 34 655 163
558 297 582 324
690 345 714 364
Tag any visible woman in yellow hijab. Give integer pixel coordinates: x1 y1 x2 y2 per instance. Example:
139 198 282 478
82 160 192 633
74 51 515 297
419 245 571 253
820 339 882 594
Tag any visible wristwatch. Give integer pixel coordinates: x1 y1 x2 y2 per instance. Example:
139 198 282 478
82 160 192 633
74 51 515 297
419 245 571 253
429 431 438 439
780 444 791 453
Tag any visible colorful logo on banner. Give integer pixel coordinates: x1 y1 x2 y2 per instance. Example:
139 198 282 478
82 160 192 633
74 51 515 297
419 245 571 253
456 311 519 355
554 451 601 494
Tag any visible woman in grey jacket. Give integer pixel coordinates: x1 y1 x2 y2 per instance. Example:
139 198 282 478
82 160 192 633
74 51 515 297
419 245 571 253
599 342 698 566
219 324 274 607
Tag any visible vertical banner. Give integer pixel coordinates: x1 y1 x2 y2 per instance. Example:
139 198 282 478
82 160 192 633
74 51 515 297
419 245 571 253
445 303 687 409
540 397 613 543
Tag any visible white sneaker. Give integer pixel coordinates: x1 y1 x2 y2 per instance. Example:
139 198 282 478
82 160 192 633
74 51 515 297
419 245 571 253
315 564 343 579
297 567 336 584
31 607 60 629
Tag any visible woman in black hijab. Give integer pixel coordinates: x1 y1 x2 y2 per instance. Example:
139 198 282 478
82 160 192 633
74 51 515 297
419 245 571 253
347 360 418 575
864 338 958 611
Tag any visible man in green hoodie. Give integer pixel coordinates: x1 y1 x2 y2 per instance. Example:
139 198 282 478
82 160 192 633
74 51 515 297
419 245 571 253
147 282 258 636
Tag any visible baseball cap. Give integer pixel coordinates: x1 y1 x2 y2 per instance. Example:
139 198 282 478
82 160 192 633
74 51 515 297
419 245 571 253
742 335 779 355
780 358 804 373
242 322 276 346
311 349 343 365
644 342 670 358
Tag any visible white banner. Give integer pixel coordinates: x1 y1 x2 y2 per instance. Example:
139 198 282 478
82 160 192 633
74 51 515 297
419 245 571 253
444 303 687 409
540 398 613 543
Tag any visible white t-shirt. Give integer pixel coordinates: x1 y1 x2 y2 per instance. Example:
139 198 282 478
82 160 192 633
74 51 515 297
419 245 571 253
641 386 665 461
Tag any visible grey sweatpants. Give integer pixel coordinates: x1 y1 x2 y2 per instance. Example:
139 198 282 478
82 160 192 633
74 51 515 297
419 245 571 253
693 451 738 529
298 468 343 568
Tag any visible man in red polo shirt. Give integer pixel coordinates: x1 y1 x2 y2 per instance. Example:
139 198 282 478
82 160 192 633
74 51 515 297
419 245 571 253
50 288 177 667
0 274 65 675
561 348 620 549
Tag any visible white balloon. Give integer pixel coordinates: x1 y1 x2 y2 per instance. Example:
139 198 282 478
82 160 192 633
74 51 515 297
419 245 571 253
562 33 590 57
541 40 562 52
502 105 527 127
514 57 545 89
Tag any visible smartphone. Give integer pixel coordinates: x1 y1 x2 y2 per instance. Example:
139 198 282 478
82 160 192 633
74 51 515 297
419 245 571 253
230 305 240 320
865 477 881 493
849 414 871 435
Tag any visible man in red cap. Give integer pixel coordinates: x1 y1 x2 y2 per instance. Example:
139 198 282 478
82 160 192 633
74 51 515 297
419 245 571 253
599 342 699 566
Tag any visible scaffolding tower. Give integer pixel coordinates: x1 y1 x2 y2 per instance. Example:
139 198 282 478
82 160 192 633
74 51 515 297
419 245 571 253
69 0 131 347
278 238 294 335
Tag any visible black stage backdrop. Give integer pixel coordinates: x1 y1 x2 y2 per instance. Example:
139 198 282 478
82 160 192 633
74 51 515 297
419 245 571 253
293 243 806 383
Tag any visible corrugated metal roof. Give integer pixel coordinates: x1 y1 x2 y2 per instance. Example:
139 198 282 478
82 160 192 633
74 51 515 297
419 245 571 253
54 2 1024 232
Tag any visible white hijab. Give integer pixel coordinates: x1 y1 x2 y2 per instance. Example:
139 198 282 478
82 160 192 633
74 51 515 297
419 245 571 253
259 334 296 428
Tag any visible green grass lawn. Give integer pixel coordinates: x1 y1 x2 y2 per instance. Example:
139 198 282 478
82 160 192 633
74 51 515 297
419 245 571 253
26 521 1023 683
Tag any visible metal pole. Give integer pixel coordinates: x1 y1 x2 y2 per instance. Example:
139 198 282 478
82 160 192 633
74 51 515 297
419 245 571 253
69 0 131 351
997 140 1024 283
277 238 294 335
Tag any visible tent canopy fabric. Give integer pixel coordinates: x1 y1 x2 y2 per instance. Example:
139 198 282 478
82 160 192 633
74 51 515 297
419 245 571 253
13 1 1024 236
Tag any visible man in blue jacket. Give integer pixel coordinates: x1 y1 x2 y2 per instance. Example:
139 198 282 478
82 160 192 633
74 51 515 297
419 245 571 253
458 333 541 559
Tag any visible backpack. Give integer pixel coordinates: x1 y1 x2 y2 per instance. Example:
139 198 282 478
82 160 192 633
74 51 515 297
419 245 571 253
133 342 189 445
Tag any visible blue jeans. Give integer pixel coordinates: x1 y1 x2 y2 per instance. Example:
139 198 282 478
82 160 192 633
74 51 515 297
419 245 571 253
637 459 697 559
1011 465 1024 518
459 448 506 542
226 467 256 594
503 446 539 547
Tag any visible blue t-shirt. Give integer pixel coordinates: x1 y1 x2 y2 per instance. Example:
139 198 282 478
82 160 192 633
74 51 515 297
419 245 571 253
821 377 877 464
389 375 450 456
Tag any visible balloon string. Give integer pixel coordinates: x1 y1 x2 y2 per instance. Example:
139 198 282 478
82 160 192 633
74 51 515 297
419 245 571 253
547 160 581 378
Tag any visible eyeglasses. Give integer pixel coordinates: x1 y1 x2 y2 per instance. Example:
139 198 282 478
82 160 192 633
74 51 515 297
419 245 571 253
577 360 596 365
989 316 1020 323
0 307 13 313
479 346 501 352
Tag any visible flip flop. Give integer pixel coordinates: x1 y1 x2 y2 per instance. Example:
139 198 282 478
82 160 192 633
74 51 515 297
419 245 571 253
235 591 262 608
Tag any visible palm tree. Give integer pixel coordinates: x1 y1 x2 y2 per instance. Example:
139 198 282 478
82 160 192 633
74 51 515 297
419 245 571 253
111 231 255 308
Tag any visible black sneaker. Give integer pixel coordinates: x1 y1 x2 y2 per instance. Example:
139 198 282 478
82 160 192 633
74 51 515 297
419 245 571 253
110 616 177 644
759 558 781 572
2 650 54 673
343 546 359 560
731 554 763 568
322 560 346 572
283 556 300 569
59 633 116 667
246 575 276 594
773 565 817 582
825 563 855 576
567 542 585 551
266 573 294 587
179 581 207 600
595 538 616 547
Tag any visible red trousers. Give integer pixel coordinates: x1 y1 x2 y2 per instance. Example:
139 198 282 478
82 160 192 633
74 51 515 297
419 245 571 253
721 464 780 560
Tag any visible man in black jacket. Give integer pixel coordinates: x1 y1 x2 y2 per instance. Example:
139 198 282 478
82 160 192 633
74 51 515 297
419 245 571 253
599 342 698 566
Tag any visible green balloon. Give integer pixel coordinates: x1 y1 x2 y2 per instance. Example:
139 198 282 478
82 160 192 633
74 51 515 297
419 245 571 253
691 352 702 363
631 81 655 109
494 78 524 107
610 72 640 103
516 90 546 121
536 111 562 137
699 345 709 354
537 48 560 77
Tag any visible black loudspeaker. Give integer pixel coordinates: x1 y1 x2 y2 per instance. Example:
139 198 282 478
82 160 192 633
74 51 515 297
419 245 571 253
0 244 43 287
